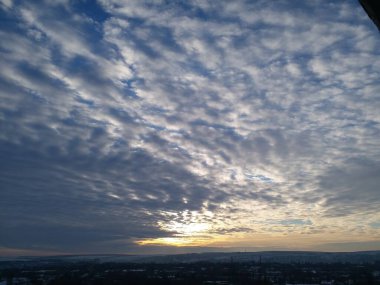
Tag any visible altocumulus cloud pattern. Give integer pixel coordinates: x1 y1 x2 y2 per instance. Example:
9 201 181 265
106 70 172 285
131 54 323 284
0 0 380 255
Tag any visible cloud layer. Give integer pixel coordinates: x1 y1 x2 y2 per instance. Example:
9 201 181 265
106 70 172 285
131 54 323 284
1 0 380 254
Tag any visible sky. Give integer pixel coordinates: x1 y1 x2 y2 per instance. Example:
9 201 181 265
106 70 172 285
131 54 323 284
0 0 380 256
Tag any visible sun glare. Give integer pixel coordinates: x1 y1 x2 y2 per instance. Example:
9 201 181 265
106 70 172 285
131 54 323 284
137 237 207 247
137 211 215 246
167 221 209 236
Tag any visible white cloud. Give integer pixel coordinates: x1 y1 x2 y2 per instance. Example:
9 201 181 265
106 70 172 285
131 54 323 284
0 0 13 10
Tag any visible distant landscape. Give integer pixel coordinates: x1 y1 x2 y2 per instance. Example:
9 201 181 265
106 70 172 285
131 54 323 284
1 251 380 284
3 250 380 264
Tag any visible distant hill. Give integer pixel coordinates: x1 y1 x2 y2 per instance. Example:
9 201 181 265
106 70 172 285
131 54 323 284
2 251 380 265
126 251 380 264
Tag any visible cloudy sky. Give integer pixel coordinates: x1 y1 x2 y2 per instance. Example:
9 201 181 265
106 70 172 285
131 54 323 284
1 0 380 256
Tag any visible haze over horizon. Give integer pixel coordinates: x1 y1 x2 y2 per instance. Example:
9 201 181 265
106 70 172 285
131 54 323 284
1 0 380 256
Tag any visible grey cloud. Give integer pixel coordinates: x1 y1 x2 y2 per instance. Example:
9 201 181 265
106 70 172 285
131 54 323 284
319 157 380 217
0 140 221 250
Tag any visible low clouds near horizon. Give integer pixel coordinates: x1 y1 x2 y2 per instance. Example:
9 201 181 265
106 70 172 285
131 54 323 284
1 0 380 255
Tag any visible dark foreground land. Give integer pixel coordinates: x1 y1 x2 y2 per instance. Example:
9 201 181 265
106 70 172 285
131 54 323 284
1 252 380 285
